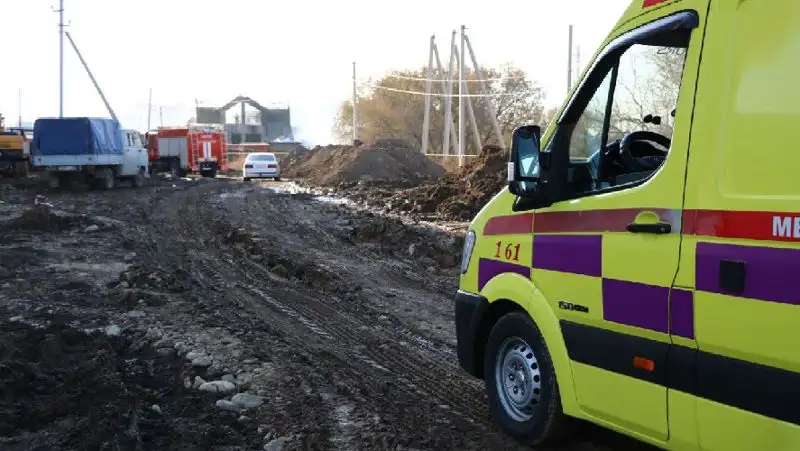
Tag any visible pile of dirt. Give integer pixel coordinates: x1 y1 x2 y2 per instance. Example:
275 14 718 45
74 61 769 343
430 144 508 220
281 143 445 186
349 213 462 268
1 206 92 233
0 319 262 450
334 145 508 221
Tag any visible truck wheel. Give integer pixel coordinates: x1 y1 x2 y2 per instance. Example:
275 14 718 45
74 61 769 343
132 169 146 188
170 160 184 178
484 312 572 447
98 168 115 190
47 174 60 189
13 161 28 178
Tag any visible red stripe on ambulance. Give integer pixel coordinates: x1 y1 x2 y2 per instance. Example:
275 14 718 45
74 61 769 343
483 213 533 235
683 209 800 242
534 208 679 234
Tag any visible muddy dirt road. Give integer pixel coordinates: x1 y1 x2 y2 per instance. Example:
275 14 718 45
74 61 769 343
0 176 654 450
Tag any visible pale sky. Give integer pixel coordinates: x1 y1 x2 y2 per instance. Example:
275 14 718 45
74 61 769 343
0 0 629 145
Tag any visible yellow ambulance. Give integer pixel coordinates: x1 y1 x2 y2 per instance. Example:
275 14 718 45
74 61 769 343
455 1 799 450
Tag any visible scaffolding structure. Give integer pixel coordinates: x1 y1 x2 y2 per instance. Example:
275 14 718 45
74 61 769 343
420 28 505 168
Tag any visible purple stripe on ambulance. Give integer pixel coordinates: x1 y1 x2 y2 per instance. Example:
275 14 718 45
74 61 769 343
477 258 531 291
696 242 800 305
532 235 602 277
602 279 669 333
669 289 695 339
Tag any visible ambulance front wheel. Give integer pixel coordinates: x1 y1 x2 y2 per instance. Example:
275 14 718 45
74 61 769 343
484 312 571 446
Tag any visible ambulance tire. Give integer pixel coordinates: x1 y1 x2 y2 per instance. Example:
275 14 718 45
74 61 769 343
484 312 571 447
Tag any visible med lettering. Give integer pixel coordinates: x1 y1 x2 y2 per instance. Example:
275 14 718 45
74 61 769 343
772 216 800 238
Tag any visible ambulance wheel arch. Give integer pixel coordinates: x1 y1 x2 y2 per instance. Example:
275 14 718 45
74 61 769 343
476 274 581 419
483 310 574 445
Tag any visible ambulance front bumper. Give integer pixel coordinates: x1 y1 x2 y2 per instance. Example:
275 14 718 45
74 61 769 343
455 290 489 379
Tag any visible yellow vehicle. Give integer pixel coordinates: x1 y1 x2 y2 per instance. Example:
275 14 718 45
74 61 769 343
0 115 31 177
455 1 799 450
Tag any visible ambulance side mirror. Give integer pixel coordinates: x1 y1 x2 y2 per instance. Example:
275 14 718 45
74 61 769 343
508 125 546 198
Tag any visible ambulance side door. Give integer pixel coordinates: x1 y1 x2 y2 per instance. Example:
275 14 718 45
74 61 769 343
527 7 707 443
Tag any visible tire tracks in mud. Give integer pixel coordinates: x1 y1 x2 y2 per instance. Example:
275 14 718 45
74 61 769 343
193 243 491 426
125 181 648 450
144 183 526 446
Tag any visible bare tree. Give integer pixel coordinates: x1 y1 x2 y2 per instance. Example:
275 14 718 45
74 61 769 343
333 65 547 154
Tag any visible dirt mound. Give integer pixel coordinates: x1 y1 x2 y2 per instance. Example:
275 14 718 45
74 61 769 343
433 144 508 220
2 206 91 233
335 145 508 221
350 213 462 268
281 143 444 186
0 319 261 450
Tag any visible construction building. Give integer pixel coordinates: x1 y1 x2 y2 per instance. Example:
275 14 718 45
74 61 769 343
194 95 300 151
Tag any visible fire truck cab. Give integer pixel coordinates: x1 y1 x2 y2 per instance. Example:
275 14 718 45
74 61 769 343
146 125 228 178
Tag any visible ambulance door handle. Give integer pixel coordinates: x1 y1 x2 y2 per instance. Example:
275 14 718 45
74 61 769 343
626 222 671 234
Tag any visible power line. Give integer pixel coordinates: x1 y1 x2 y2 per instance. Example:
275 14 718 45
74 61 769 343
380 72 527 83
360 81 536 98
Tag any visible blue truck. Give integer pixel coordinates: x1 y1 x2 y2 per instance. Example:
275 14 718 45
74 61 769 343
31 117 149 190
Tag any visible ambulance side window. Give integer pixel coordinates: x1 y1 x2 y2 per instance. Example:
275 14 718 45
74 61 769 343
562 27 690 196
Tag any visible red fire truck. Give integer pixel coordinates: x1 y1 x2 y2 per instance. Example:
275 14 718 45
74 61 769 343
145 125 228 178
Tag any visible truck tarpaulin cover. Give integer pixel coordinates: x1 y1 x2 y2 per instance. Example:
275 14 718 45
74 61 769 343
33 117 123 156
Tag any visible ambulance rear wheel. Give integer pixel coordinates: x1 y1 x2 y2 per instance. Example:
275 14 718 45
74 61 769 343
484 312 571 447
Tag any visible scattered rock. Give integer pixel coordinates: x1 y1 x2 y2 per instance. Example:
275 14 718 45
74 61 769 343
185 351 204 360
174 342 189 356
215 399 240 412
84 224 99 233
125 310 145 318
192 357 213 368
104 324 121 337
153 339 173 349
236 372 253 385
221 374 236 384
237 415 250 424
263 436 292 451
150 404 162 414
0 266 11 279
231 393 263 410
198 380 236 394
123 252 137 262
192 376 206 389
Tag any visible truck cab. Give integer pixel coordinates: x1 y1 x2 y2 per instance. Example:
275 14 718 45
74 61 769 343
121 128 149 181
455 1 799 450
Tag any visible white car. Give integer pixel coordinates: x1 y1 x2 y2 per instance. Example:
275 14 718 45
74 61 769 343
242 152 281 181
